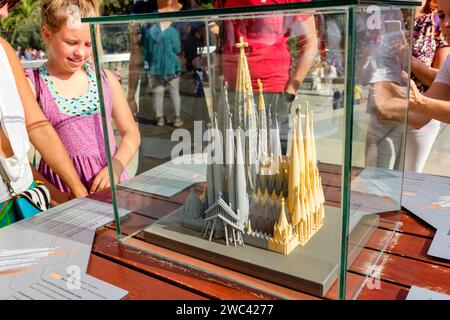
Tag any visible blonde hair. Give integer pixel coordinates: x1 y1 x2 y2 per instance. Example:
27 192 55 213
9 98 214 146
41 0 99 32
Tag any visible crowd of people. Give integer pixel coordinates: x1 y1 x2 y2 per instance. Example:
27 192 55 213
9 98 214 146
1 0 450 228
309 60 344 92
15 46 46 61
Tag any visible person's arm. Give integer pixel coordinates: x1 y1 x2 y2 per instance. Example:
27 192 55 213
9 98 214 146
90 70 141 193
373 80 409 123
31 165 72 206
284 16 318 95
411 46 450 87
1 38 88 198
127 24 144 115
409 80 450 127
432 46 450 69
411 56 439 87
208 22 220 36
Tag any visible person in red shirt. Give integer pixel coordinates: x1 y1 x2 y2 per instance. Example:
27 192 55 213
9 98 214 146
215 0 318 148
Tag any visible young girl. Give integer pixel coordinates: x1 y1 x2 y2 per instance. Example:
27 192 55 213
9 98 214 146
27 0 140 194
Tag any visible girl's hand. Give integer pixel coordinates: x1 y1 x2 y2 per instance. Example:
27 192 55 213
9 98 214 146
90 159 123 194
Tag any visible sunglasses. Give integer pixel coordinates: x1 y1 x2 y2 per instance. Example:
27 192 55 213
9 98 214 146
0 0 20 10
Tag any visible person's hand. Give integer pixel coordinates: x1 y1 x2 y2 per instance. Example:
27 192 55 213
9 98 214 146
70 185 88 198
408 79 424 113
374 80 408 123
127 96 138 117
90 159 123 194
284 79 300 111
284 78 300 97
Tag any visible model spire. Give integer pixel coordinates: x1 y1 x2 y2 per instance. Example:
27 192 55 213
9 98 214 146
268 198 299 255
234 37 258 191
235 36 253 125
225 113 235 209
217 77 230 137
272 115 282 172
288 126 300 212
304 106 311 188
257 79 268 170
309 110 317 166
206 123 215 207
277 198 289 235
296 107 306 196
267 104 273 157
213 114 224 201
292 188 302 234
235 127 249 227
300 194 308 242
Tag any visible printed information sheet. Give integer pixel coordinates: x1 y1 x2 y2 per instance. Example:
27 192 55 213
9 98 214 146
4 269 128 300
350 167 403 215
428 227 450 260
406 286 450 300
0 198 130 299
403 172 450 230
402 172 450 261
120 153 207 197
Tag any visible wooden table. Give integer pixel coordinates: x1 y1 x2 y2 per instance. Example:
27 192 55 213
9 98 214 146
86 165 450 300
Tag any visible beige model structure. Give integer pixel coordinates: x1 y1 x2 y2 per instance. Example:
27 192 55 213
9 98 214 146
266 107 325 254
180 37 325 255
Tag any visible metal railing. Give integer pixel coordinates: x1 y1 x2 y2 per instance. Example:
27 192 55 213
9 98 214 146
20 53 131 69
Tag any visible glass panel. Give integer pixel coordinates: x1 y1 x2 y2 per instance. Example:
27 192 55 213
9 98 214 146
88 2 417 300
345 5 415 299
91 6 348 299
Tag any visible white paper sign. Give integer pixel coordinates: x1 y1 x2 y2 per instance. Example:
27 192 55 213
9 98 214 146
406 286 450 300
120 153 207 197
3 269 128 300
0 198 130 298
402 172 450 230
427 227 450 261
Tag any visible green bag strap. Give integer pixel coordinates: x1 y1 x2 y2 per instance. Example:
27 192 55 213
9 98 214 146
32 150 37 168
0 199 14 228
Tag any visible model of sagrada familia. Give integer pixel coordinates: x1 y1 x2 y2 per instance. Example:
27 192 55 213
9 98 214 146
179 37 325 255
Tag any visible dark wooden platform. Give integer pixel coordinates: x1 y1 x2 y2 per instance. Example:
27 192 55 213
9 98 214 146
86 165 450 300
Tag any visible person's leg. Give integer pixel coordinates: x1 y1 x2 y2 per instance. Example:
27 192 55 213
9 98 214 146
364 118 405 212
137 73 155 121
152 76 165 126
168 76 181 117
168 76 183 127
366 133 396 169
366 117 404 170
404 120 440 172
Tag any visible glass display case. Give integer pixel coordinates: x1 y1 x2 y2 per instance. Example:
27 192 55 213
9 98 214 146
84 0 418 299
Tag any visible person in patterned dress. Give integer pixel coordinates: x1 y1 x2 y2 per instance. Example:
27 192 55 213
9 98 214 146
26 0 140 193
